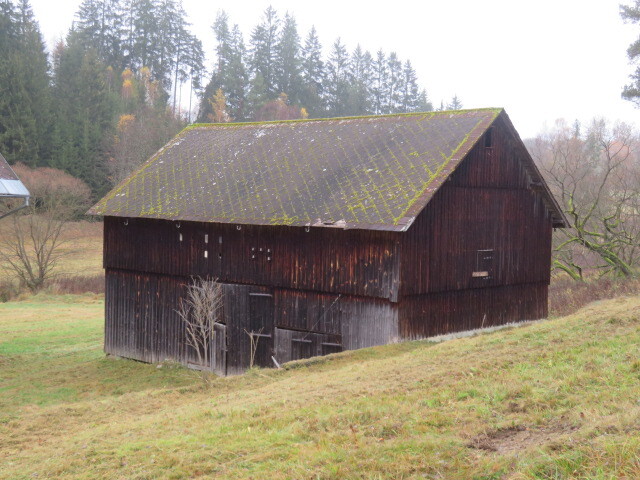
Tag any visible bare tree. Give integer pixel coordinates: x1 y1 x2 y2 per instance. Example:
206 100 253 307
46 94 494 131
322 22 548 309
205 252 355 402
177 278 224 385
0 206 66 292
0 165 90 292
529 119 640 279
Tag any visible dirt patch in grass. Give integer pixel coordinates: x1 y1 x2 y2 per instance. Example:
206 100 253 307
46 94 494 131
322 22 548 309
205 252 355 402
469 422 580 454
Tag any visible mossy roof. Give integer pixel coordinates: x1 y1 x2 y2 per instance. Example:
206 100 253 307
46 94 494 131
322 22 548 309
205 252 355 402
89 108 504 231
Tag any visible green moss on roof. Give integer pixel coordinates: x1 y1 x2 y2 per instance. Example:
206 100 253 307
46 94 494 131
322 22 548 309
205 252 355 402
89 109 502 231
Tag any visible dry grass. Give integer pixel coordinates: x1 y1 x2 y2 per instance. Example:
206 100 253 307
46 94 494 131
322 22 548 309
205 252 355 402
1 294 639 479
0 220 103 298
549 275 640 317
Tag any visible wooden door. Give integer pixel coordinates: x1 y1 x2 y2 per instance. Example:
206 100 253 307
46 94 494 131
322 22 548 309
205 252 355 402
247 292 274 368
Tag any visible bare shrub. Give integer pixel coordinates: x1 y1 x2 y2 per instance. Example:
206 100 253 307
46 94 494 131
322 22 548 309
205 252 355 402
49 274 105 295
549 275 640 317
176 278 223 386
11 163 92 219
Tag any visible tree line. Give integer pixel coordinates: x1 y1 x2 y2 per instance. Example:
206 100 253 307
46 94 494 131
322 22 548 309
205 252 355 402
0 1 442 198
197 7 437 123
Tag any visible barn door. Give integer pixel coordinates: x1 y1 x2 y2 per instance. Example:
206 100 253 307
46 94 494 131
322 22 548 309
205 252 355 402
247 292 274 368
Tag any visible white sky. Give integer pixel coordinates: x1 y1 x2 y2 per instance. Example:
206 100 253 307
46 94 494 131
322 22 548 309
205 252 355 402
30 0 639 138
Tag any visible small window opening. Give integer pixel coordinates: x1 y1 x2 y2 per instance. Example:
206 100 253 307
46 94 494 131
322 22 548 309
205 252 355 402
179 233 183 242
473 249 494 279
204 234 209 244
484 128 493 148
204 250 208 258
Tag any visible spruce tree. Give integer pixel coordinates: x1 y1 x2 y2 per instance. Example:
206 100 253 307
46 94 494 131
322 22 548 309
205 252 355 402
249 6 279 96
346 45 373 115
0 0 52 167
199 11 246 122
51 32 117 194
398 60 420 113
386 52 402 113
371 50 388 114
447 95 463 110
325 38 349 117
75 0 124 69
274 13 302 104
300 26 324 116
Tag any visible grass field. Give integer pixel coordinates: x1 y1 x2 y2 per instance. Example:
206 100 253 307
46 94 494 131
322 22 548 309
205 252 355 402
1 294 639 479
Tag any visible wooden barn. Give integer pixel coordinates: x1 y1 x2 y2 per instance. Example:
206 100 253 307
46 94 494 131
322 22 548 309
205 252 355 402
89 108 566 375
0 153 30 219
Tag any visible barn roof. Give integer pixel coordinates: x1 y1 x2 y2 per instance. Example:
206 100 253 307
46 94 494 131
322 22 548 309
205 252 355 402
89 108 565 231
0 153 29 198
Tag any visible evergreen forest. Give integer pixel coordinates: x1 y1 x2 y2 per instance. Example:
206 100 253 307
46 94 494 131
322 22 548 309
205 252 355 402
0 0 440 198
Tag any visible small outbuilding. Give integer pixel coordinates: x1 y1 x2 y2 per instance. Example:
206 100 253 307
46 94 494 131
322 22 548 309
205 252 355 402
0 153 30 219
89 109 566 375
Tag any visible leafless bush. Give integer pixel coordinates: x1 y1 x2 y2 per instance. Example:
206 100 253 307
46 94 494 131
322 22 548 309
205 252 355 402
11 163 92 219
49 274 105 295
176 278 223 385
0 207 67 293
549 275 640 317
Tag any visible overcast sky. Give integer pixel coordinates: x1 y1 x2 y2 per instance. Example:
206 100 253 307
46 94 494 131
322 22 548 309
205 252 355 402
30 0 639 138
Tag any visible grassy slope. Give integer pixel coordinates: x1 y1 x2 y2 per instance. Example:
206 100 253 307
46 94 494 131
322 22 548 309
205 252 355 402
0 296 639 479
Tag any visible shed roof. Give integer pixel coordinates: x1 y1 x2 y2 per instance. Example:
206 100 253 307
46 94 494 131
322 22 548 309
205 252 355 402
89 108 564 231
0 154 29 197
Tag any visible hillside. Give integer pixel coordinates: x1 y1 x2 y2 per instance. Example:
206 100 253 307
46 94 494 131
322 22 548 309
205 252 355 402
0 295 639 479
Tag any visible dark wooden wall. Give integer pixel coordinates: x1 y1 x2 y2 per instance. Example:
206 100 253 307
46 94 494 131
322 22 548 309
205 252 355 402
397 117 554 338
400 119 553 296
104 217 400 301
399 283 548 339
105 268 398 374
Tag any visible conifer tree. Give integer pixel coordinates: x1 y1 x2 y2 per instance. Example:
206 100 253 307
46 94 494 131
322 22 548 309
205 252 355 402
346 45 373 115
199 11 246 122
447 95 463 110
300 26 324 116
75 0 124 69
417 88 433 112
51 32 117 194
325 38 349 117
371 50 388 114
398 60 420 113
274 13 302 104
249 6 279 96
0 0 52 167
386 52 403 113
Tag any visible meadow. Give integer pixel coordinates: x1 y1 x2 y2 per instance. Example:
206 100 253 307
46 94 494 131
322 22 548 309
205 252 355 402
1 292 639 479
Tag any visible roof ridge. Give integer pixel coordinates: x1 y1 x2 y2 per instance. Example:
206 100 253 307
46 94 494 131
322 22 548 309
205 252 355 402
185 108 504 130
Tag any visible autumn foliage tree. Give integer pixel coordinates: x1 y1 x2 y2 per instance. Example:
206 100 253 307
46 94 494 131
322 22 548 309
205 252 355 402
254 93 308 121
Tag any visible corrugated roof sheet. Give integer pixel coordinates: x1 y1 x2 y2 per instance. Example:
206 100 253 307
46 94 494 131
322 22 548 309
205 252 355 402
89 109 503 231
0 154 29 197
